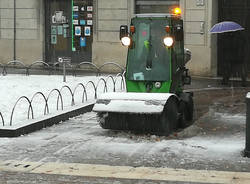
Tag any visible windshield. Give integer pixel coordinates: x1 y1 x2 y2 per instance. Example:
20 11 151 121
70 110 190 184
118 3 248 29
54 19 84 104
126 18 171 82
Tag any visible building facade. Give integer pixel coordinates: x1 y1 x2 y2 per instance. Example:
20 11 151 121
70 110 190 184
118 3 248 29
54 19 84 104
0 0 249 77
93 0 218 76
0 0 44 63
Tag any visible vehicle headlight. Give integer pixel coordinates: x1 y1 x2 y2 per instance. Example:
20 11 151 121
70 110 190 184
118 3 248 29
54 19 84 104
163 36 174 47
121 36 131 47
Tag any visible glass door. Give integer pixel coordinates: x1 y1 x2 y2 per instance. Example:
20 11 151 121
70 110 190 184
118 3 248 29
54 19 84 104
45 0 71 64
45 0 93 64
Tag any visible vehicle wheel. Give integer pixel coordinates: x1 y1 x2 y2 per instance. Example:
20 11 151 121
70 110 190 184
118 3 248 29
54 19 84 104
185 95 194 121
160 97 179 136
178 100 188 128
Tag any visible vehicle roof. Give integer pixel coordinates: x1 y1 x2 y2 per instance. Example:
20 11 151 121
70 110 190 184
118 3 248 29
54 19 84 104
135 13 174 18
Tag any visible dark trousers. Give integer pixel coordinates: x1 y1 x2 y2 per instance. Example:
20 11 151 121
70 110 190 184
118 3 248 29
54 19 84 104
222 61 247 86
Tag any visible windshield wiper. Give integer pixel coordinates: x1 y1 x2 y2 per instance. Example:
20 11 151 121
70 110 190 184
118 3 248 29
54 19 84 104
145 34 152 70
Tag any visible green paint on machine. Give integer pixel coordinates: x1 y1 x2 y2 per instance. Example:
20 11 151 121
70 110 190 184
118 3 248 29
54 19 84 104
126 80 172 93
93 13 193 135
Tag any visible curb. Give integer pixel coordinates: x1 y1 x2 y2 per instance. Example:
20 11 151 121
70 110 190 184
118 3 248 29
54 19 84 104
0 103 94 137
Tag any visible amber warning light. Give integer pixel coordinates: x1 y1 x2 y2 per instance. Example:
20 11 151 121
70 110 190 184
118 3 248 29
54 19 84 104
165 26 170 33
174 7 182 15
130 26 135 33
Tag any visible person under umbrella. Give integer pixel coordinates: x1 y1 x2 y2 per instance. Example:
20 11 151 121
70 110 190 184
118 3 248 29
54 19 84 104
210 21 247 86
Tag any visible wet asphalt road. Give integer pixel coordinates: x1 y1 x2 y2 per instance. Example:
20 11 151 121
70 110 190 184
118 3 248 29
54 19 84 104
0 77 250 183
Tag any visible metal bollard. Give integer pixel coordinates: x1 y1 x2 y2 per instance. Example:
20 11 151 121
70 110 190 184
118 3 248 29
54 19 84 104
58 57 71 83
63 62 66 82
244 93 250 157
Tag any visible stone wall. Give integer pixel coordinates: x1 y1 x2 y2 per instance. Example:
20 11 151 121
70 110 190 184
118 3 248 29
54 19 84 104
93 0 218 76
181 0 217 76
0 0 43 64
0 0 218 76
92 0 133 72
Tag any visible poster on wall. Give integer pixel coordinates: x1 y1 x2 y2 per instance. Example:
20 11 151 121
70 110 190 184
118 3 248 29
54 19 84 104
84 26 91 36
73 6 79 11
63 28 67 38
87 20 92 25
75 26 81 36
51 26 57 35
73 20 79 25
73 13 79 19
80 20 86 25
51 35 57 44
57 26 63 35
87 6 93 12
80 37 86 47
72 0 93 52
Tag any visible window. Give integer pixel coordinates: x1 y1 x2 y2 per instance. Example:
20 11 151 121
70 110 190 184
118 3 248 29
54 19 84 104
135 0 179 14
126 18 171 81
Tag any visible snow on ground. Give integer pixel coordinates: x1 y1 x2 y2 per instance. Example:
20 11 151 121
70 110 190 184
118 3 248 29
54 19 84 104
57 112 245 161
0 74 249 170
68 112 246 163
0 110 248 170
213 113 246 124
0 74 124 126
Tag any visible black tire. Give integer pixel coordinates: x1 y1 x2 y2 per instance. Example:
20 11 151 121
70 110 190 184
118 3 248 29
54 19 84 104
178 100 188 128
160 97 179 136
178 93 194 128
185 95 194 121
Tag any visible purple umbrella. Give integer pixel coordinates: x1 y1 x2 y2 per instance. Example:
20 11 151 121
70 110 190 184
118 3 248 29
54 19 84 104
210 21 244 34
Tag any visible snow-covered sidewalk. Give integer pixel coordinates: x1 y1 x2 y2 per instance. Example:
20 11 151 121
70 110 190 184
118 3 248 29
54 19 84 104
0 74 124 126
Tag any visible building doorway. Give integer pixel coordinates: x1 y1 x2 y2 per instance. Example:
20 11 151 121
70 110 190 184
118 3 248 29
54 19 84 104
44 0 93 64
218 0 250 76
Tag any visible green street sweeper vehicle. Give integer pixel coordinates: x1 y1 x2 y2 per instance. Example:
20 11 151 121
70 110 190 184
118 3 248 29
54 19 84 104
93 9 193 135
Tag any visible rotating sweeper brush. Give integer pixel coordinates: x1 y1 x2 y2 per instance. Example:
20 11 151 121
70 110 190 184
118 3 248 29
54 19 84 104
93 8 193 136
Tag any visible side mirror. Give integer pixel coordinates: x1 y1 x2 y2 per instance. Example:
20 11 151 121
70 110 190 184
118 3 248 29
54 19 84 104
175 24 184 41
120 25 128 40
